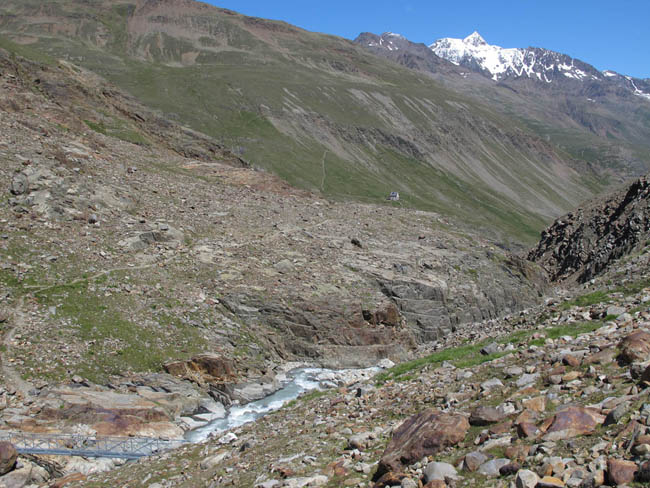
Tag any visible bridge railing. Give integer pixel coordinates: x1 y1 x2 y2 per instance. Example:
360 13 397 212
0 431 189 459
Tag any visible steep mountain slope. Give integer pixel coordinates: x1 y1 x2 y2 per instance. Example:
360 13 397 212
529 175 650 283
0 41 549 393
356 31 650 183
0 0 603 243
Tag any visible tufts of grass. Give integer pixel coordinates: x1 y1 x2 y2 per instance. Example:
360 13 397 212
561 290 610 310
375 340 515 385
375 318 608 385
543 321 606 340
32 280 207 383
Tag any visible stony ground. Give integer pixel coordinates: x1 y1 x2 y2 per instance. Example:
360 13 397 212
63 249 650 488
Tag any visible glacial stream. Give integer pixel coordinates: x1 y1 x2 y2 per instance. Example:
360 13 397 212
186 367 378 443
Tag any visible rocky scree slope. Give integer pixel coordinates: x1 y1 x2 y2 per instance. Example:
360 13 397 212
71 248 650 488
529 175 650 284
355 31 650 182
0 0 603 243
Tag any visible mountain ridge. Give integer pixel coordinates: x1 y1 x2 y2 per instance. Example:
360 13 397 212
430 31 650 97
354 30 650 185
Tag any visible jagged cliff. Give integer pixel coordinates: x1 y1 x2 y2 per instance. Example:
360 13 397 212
529 175 650 282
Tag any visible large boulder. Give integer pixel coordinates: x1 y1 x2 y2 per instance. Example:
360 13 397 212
373 409 469 481
607 458 638 486
542 406 605 441
469 406 508 426
618 331 650 364
164 354 235 387
0 441 17 475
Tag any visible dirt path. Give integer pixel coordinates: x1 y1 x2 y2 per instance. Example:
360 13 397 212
2 297 34 396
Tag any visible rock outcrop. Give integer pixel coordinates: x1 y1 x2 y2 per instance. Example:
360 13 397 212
529 175 650 282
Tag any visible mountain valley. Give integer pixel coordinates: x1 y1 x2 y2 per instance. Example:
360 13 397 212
0 1 647 487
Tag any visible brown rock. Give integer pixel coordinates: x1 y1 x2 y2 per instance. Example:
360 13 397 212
516 409 540 424
563 355 581 367
373 471 407 488
164 354 235 386
517 422 540 439
374 409 469 481
489 420 513 435
470 406 507 426
538 415 555 434
505 444 529 462
607 458 638 486
542 407 605 441
618 331 650 364
562 371 582 382
584 347 616 365
537 476 564 487
636 434 650 445
49 473 87 488
423 481 447 488
522 396 546 413
369 303 401 327
0 442 17 475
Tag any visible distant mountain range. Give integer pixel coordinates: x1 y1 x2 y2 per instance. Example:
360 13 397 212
359 31 650 99
430 31 650 97
355 31 650 179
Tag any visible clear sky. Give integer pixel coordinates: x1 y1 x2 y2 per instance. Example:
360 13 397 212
203 0 649 78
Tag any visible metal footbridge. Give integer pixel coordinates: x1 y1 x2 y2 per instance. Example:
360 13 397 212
0 431 189 459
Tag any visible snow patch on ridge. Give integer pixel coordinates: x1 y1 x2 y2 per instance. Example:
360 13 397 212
366 32 403 52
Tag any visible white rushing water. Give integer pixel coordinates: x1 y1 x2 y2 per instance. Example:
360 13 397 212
186 366 379 443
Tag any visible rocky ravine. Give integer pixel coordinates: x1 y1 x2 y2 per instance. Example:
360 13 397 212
66 247 650 487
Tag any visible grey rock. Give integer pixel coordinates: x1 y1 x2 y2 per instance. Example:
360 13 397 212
424 461 459 482
200 451 229 470
480 342 500 355
607 306 626 316
401 478 418 488
10 173 28 195
604 402 629 426
481 378 504 390
464 451 489 472
477 458 510 477
282 475 328 487
515 469 539 488
504 366 524 378
256 482 280 488
274 259 294 274
516 373 540 388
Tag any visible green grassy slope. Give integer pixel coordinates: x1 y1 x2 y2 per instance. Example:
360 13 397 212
0 0 604 243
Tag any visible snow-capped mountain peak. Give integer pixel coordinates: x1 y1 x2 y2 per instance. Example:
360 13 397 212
430 32 524 81
464 31 487 47
429 33 650 99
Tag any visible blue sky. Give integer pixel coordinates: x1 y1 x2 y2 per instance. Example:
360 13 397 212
204 0 649 78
